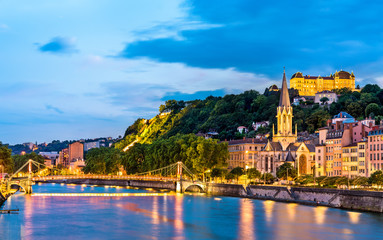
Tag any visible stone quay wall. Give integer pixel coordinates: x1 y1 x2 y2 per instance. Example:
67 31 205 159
0 192 6 207
247 185 383 213
205 183 248 197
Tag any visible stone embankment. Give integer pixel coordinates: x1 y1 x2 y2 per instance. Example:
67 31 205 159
247 185 383 212
0 192 6 206
36 179 383 213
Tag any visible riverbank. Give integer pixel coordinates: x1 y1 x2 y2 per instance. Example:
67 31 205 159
34 179 383 213
0 192 5 207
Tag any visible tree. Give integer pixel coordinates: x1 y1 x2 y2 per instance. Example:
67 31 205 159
247 168 261 182
12 152 44 174
230 167 244 182
365 103 381 118
368 170 383 186
306 110 331 133
211 168 227 183
276 163 296 180
346 102 364 119
225 172 235 182
262 173 275 184
320 97 329 105
361 84 381 94
296 174 315 185
351 177 368 187
0 142 13 174
84 147 124 174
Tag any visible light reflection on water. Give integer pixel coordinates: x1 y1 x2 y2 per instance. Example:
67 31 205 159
0 183 383 240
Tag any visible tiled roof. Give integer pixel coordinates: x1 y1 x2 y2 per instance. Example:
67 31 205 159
333 111 354 119
306 144 316 152
227 138 268 145
285 151 295 162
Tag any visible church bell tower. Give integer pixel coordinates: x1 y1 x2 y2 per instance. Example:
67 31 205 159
273 69 297 150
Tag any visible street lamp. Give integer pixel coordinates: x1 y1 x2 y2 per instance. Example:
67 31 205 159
286 167 289 184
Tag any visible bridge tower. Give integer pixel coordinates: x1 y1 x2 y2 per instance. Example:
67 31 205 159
25 160 33 194
176 162 183 193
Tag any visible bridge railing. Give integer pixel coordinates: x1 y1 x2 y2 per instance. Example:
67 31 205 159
32 175 179 182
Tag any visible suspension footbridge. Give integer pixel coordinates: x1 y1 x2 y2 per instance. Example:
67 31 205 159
1 160 205 196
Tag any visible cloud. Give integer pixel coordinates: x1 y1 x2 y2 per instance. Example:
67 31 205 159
38 36 78 54
161 89 226 101
98 57 278 119
132 19 222 41
119 0 383 78
0 24 8 30
46 105 64 114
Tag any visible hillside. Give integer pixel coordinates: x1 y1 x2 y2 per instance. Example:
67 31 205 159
116 84 383 150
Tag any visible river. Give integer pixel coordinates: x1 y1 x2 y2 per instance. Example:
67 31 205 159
0 183 382 240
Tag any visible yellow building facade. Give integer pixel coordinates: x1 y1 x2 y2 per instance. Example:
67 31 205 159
290 70 356 96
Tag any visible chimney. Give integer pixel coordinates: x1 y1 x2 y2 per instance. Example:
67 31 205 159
336 121 341 130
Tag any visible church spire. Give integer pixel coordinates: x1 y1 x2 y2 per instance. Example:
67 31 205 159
279 68 291 108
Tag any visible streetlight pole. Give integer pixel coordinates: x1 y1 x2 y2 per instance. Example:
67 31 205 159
348 167 350 190
286 168 289 184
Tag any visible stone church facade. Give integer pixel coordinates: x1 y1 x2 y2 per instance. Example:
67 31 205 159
256 70 316 176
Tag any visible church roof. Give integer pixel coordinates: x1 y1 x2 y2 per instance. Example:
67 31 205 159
279 69 291 108
286 142 299 151
285 151 295 162
306 144 316 152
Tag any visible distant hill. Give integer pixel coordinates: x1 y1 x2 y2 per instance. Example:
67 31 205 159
116 84 383 150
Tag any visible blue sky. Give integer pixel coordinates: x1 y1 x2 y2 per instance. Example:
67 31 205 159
1 0 383 144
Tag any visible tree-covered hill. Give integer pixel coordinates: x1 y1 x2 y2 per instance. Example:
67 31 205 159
116 84 383 150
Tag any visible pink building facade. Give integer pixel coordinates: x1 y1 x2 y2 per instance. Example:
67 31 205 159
367 127 383 176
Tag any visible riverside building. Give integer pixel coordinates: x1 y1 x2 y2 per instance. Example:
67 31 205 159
227 138 267 170
367 126 383 176
315 113 373 177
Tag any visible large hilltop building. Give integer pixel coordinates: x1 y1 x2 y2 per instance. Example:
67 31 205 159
290 70 356 96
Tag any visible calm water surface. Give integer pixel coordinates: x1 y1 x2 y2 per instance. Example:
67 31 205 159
1 183 383 240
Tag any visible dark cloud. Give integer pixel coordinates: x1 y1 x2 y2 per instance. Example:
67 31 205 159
161 89 226 101
46 105 64 114
120 0 383 78
38 37 77 54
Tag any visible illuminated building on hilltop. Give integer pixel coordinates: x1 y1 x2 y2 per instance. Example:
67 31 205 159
290 70 356 96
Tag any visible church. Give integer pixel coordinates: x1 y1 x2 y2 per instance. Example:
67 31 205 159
257 70 316 176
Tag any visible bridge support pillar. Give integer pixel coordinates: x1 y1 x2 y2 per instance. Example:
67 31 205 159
25 184 32 194
176 181 182 193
